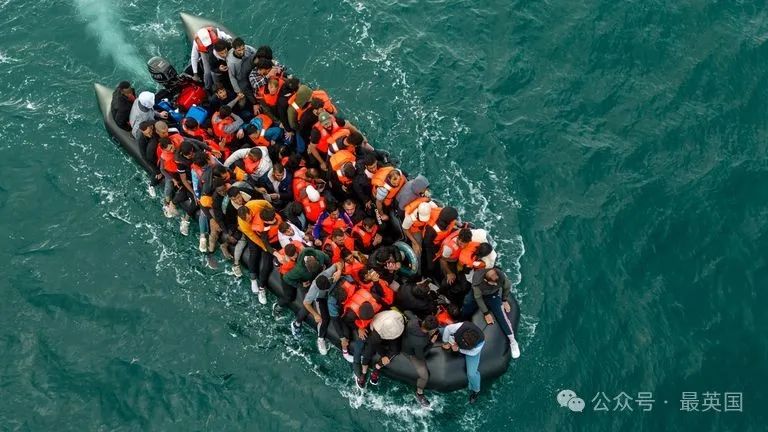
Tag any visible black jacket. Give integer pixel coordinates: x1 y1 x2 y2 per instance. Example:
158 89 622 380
110 88 135 131
254 170 293 210
395 284 436 319
401 314 432 360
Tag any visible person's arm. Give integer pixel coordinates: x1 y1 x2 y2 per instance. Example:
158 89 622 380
312 213 327 240
341 212 353 229
227 58 241 94
191 45 200 75
178 168 195 195
442 323 459 344
501 273 511 301
222 114 243 135
473 284 490 315
308 143 326 169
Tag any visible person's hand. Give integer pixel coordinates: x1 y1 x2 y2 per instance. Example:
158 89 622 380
236 92 245 101
302 280 311 287
252 104 261 115
314 239 322 247
319 162 327 172
236 129 245 139
369 270 380 282
192 73 202 82
172 179 180 188
451 343 459 352
446 272 456 285
272 251 282 261
441 343 452 350
364 201 373 210
358 328 368 340
211 149 222 159
155 173 164 180
312 312 322 324
219 64 228 72
430 333 439 343
380 213 390 221
484 314 494 325
159 111 169 119
373 233 383 246
381 356 390 366
285 131 294 138
502 301 511 313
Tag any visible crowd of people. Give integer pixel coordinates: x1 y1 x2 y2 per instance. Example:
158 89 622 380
109 26 521 406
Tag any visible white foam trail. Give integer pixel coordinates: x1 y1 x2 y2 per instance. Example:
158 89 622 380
73 0 147 80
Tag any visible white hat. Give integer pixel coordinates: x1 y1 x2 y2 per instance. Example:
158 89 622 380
305 185 320 203
371 310 405 340
138 91 155 109
417 201 433 222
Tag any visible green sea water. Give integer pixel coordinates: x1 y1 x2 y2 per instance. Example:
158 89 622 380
0 0 766 431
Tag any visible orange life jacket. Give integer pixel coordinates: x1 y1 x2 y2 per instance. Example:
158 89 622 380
182 122 221 154
329 149 356 186
403 197 432 234
289 90 337 123
436 305 455 326
257 76 285 107
338 280 358 305
251 212 283 245
320 214 349 236
313 119 348 153
323 235 356 264
343 289 381 329
168 132 185 149
343 258 365 283
324 129 350 157
159 147 178 173
458 241 486 269
292 167 312 200
276 240 304 275
327 136 355 157
359 280 395 306
211 113 235 143
425 207 457 245
247 114 274 147
371 166 405 207
436 229 462 262
351 222 378 249
194 27 218 53
301 193 326 223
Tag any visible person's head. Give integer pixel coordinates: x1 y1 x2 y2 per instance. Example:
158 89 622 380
228 186 245 206
362 154 378 173
237 205 252 221
117 80 133 96
386 169 403 187
254 58 272 75
476 242 493 259
139 120 154 137
438 207 458 227
345 131 364 148
326 201 339 217
343 199 357 215
459 325 483 349
232 37 246 57
259 207 277 225
267 78 279 93
184 117 199 130
315 275 331 291
317 110 333 129
278 221 294 236
219 105 232 119
341 248 354 263
421 315 438 332
305 255 321 274
331 228 345 245
358 302 375 320
158 137 173 151
154 120 169 138
457 228 473 247
271 163 285 181
193 151 209 167
358 218 374 232
341 162 356 179
213 164 230 181
285 201 304 216
412 282 430 299
284 243 298 259
284 77 300 93
361 267 379 282
215 184 228 196
310 98 326 111
483 268 500 286
214 82 228 99
179 141 195 158
255 45 274 60
247 147 263 163
212 39 230 58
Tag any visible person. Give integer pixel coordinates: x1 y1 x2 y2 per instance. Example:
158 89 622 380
281 200 308 232
250 57 285 122
361 310 405 387
282 248 330 312
342 199 366 225
210 185 251 260
190 26 233 90
254 163 292 211
130 91 168 139
401 312 439 407
371 166 405 222
308 111 360 171
312 201 353 242
351 217 382 255
395 280 437 319
211 105 244 148
422 206 459 277
286 84 312 152
352 154 379 212
401 200 439 257
135 121 163 194
236 200 281 304
395 175 431 213
110 81 135 131
322 228 356 264
441 321 485 403
294 261 343 354
208 82 244 116
341 289 383 389
173 141 202 236
226 38 257 108
463 267 520 359
277 221 308 248
224 146 271 185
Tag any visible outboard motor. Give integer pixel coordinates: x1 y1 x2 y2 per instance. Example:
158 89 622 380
147 56 207 112
147 56 179 89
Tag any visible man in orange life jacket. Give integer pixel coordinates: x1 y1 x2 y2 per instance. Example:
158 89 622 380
351 217 383 255
312 201 353 243
322 228 356 264
371 166 405 222
173 141 204 237
224 146 271 186
308 110 361 172
211 105 244 150
422 206 459 277
342 199 366 225
401 199 439 258
340 288 383 389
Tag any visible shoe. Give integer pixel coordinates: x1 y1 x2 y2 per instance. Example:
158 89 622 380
272 303 280 317
317 338 328 355
509 336 521 359
257 288 267 305
369 369 380 386
232 265 243 278
415 393 431 408
342 350 354 363
290 321 301 338
469 391 479 404
198 234 207 252
179 219 190 236
147 183 157 198
162 204 175 218
355 373 366 390
250 280 260 294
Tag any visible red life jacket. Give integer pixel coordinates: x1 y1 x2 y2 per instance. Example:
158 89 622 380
292 167 311 200
435 229 462 262
371 167 404 207
301 193 326 223
351 222 378 249
247 114 274 147
338 280 358 305
458 241 485 270
194 27 219 53
343 258 365 283
276 240 304 275
320 215 349 237
312 118 348 153
168 132 185 149
403 197 432 234
251 212 283 245
211 113 235 143
257 76 285 107
436 305 455 326
425 207 456 245
323 235 355 263
329 149 356 186
343 289 381 329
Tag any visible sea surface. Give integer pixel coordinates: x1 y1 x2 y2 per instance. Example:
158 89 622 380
0 0 765 431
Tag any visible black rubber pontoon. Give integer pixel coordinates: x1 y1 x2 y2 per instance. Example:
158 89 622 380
91 12 519 392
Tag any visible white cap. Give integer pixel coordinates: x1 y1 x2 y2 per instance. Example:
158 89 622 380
371 310 405 340
417 202 433 222
306 185 320 203
138 91 155 109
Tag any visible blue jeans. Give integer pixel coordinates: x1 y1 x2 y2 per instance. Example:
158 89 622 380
465 342 484 392
352 338 366 377
462 292 514 337
198 211 209 235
